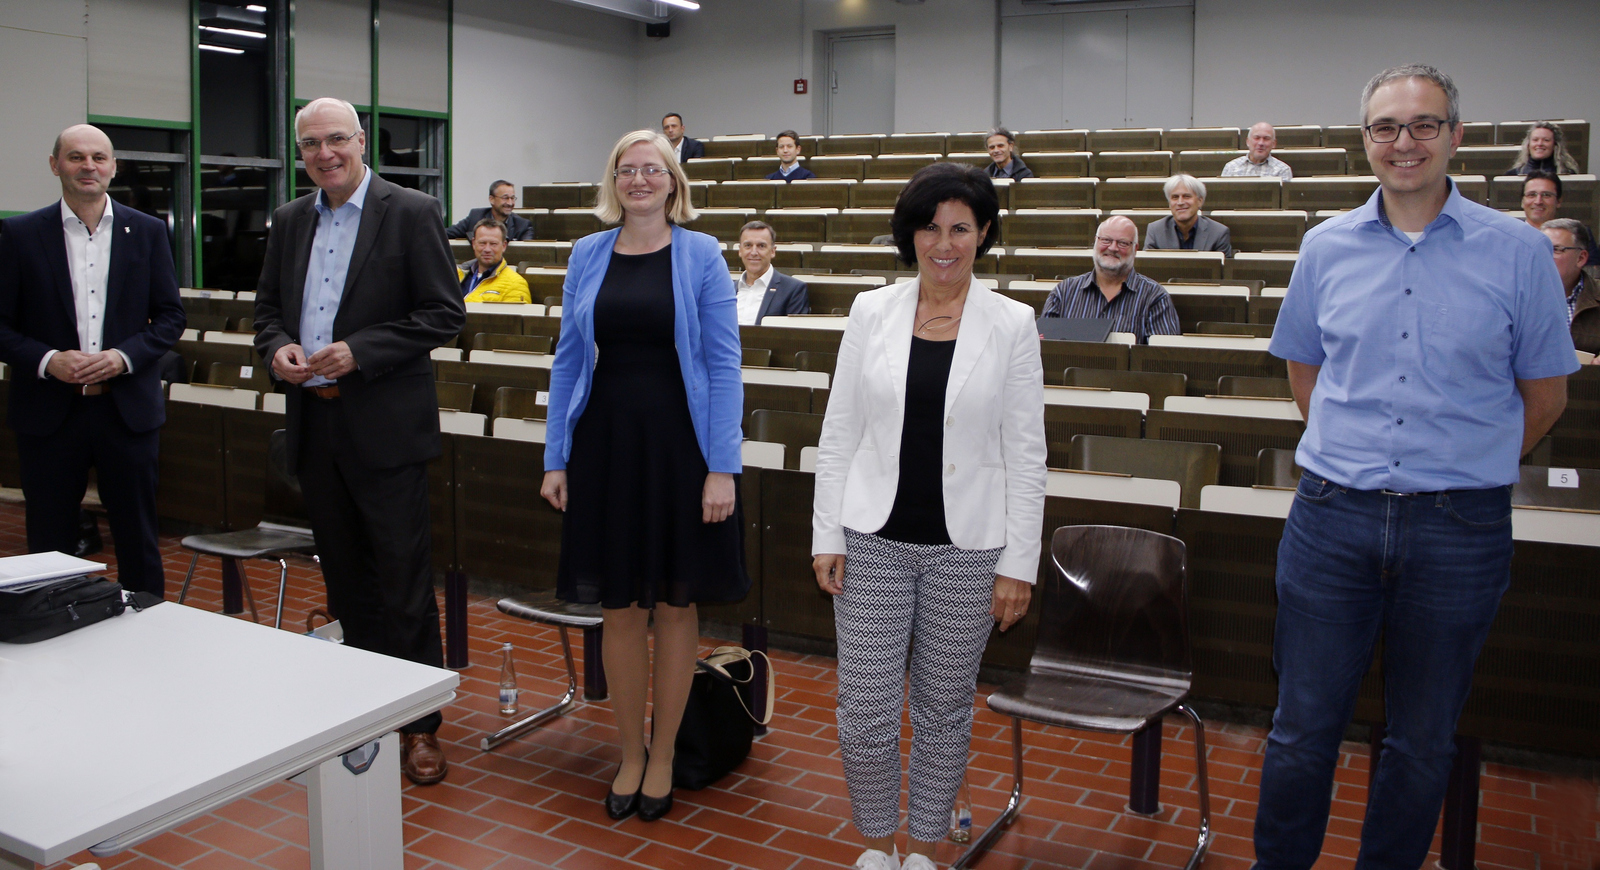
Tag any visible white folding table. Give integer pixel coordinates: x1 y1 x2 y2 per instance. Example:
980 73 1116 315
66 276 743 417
0 601 457 869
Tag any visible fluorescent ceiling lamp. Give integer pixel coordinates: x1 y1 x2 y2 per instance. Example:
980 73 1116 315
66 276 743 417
199 43 245 54
245 4 267 10
658 0 700 8
200 25 266 38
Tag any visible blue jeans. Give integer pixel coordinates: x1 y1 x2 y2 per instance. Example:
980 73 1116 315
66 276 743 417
1252 473 1512 870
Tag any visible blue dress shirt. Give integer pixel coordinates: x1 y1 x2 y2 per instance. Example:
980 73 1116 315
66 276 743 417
300 168 373 386
1269 181 1578 491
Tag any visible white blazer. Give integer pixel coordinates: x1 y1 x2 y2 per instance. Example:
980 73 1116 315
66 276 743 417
811 277 1048 581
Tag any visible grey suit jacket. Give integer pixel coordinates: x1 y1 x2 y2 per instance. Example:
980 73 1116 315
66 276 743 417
1144 215 1232 257
254 171 466 471
756 270 810 323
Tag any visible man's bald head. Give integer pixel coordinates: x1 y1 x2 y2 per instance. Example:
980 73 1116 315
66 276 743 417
50 125 117 204
294 97 363 139
1246 122 1277 162
53 124 114 161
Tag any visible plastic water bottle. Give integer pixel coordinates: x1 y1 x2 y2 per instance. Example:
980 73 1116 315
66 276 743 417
498 643 519 715
948 777 973 843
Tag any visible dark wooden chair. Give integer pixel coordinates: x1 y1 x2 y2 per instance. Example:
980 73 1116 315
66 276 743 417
435 381 476 412
1255 447 1304 487
955 525 1210 870
742 347 773 367
749 409 825 471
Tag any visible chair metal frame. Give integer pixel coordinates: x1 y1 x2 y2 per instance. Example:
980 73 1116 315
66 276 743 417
480 593 606 752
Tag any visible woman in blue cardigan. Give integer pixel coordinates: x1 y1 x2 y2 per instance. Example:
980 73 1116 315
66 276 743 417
540 129 747 822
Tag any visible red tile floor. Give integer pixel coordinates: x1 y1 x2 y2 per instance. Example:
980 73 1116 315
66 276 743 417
6 498 1595 870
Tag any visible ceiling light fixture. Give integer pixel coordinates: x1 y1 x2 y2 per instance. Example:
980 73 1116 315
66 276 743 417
199 43 245 54
200 25 266 38
245 4 268 11
658 0 700 9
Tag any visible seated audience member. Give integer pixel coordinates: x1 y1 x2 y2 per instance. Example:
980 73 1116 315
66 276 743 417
1508 121 1580 176
446 180 533 240
735 221 808 325
457 219 532 303
985 127 1033 179
1041 215 1180 344
1222 122 1293 179
1146 174 1233 256
766 130 816 181
662 113 704 161
1541 218 1600 358
1521 170 1562 230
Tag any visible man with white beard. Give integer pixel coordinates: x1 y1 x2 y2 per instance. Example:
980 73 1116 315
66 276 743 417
1039 215 1181 343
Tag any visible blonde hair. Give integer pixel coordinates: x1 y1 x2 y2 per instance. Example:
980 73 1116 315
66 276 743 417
593 130 697 225
1513 122 1580 175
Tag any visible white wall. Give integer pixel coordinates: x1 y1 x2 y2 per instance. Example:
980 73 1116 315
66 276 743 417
631 0 996 138
1193 0 1600 167
0 2 87 214
87 0 189 123
450 0 638 220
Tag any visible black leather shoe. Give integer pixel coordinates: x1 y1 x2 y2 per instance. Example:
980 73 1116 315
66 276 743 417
605 786 640 820
637 788 674 822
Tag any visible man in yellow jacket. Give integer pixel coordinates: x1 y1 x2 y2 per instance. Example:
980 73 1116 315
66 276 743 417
457 218 532 303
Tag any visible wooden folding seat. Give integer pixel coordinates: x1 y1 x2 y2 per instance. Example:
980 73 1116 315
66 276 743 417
1148 334 1273 352
1248 293 1284 326
816 134 882 156
1037 339 1131 383
998 285 1049 315
776 179 853 209
1449 146 1520 176
1549 365 1600 469
1130 344 1286 396
1146 408 1303 487
1197 177 1282 210
1107 208 1169 241
689 208 757 243
1450 175 1489 205
763 209 832 244
803 244 900 273
472 333 552 354
521 183 590 209
1273 148 1346 177
452 432 562 592
707 180 780 209
1089 128 1163 152
508 241 570 266
1456 122 1495 147
939 152 993 172
1040 404 1144 468
1175 150 1245 178
170 382 259 411
851 180 906 208
1090 151 1172 180
1226 252 1297 287
1063 367 1187 409
946 132 991 153
158 400 227 526
1323 125 1362 151
1133 251 1224 283
466 349 552 369
1069 434 1219 509
206 360 272 393
681 158 737 182
492 385 548 421
1020 129 1088 153
1008 178 1097 209
748 410 825 470
1164 128 1242 151
1211 210 1306 253
703 137 768 159
449 239 472 262
1163 394 1301 421
536 209 604 241
1197 321 1273 338
742 383 816 432
868 154 942 179
1002 209 1099 248
998 248 1092 279
878 132 946 155
436 360 551 417
805 156 869 180
794 351 837 375
796 276 881 314
1284 176 1379 211
739 324 845 368
187 312 229 332
1096 178 1167 210
1263 125 1317 148
1174 506 1288 706
461 311 523 346
1025 152 1093 178
174 339 254 389
1163 286 1249 331
733 157 780 180
1044 384 1149 411
1218 375 1293 399
825 209 893 244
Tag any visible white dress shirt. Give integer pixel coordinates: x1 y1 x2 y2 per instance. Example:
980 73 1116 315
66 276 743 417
735 265 773 326
40 198 132 378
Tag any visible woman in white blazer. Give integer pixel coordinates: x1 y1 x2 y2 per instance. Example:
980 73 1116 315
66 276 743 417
812 162 1047 870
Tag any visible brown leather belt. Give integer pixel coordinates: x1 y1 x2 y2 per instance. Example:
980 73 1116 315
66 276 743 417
306 385 341 399
76 384 106 396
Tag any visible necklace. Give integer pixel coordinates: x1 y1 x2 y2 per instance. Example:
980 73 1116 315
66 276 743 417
917 314 962 333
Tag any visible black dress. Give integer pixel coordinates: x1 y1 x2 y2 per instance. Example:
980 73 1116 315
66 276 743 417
557 245 749 609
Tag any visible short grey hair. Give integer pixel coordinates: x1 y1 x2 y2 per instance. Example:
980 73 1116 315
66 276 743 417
1163 174 1206 201
1097 215 1139 249
1360 64 1460 125
1543 218 1593 252
294 97 363 138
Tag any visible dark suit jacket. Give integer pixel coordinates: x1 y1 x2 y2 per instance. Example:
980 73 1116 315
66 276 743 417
0 202 185 435
445 207 534 241
754 270 810 323
1144 214 1233 257
678 138 705 161
254 172 466 472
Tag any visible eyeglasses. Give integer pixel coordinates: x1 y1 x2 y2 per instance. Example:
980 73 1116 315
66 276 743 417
297 132 358 153
614 166 670 179
1364 119 1454 143
1095 236 1134 251
1551 245 1585 254
1523 191 1559 200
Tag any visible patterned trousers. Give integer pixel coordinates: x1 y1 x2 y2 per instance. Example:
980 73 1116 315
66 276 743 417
834 528 1002 842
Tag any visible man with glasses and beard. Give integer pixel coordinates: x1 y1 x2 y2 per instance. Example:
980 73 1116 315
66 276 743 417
1039 215 1180 344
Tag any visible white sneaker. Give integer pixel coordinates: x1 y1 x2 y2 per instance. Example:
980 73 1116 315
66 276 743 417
853 849 900 870
901 855 938 870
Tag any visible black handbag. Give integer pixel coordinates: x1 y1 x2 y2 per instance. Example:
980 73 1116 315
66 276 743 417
672 646 775 790
0 575 127 643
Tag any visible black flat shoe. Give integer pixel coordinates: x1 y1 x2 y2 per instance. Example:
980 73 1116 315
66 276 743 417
637 788 674 822
605 786 640 820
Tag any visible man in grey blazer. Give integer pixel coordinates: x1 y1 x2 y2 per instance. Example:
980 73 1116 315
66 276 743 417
735 220 809 324
254 97 465 786
1144 174 1232 257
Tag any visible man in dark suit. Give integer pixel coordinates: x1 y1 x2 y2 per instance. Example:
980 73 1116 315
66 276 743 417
735 221 808 325
765 130 816 181
1144 174 1232 256
254 97 465 785
0 125 185 596
445 179 533 240
663 113 704 162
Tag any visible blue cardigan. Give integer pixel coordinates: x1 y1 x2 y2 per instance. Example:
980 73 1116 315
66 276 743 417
544 224 744 474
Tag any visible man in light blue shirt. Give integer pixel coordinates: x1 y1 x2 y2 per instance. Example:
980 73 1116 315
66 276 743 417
299 166 371 386
1255 65 1576 870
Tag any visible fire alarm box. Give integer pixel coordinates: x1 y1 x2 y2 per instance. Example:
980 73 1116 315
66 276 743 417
794 79 808 95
